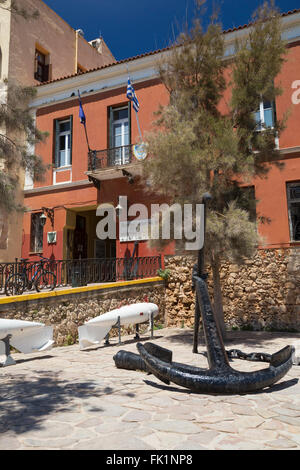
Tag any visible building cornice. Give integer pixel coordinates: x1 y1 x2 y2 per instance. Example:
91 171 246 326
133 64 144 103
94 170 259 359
279 146 300 155
30 11 300 110
30 51 169 110
24 179 94 196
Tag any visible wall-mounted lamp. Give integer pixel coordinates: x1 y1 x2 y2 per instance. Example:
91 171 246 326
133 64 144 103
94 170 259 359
40 212 47 227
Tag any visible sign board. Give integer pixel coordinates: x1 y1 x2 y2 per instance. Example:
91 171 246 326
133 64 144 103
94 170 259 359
47 231 57 244
119 219 150 242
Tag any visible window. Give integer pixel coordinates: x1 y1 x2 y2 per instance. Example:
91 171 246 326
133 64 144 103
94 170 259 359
287 182 300 242
30 213 44 253
109 105 131 165
54 117 73 168
34 49 50 82
254 100 276 130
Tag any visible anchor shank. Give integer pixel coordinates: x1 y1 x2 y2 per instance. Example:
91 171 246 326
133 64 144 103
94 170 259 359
193 193 211 354
195 276 230 370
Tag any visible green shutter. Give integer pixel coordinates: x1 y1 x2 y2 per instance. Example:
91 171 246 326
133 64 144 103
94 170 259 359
128 101 131 145
109 106 113 148
69 115 73 165
54 119 60 168
272 100 277 127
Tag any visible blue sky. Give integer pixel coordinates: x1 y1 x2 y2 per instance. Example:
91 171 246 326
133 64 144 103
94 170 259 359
43 0 300 61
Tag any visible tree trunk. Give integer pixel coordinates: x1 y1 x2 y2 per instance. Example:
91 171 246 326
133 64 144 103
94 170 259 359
211 258 227 341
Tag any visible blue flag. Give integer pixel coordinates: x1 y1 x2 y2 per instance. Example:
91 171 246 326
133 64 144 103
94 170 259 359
127 78 140 113
78 91 86 124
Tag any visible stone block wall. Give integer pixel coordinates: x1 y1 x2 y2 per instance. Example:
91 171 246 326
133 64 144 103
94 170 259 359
164 248 300 332
1 247 299 348
0 282 165 346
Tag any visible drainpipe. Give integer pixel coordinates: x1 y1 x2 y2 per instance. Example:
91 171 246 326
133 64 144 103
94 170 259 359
75 30 79 74
75 29 84 73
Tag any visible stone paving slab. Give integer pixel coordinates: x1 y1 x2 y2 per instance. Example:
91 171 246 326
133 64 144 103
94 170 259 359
0 328 300 450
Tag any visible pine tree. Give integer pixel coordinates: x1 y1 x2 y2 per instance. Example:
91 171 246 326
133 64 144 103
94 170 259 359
0 0 39 19
0 1 46 215
143 1 287 339
0 82 47 212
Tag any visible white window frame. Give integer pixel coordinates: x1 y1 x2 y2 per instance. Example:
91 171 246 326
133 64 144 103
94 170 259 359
30 212 44 253
255 99 279 149
57 118 72 168
53 165 72 185
111 106 130 165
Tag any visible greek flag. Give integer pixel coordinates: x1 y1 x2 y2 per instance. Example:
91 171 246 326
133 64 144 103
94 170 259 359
78 91 86 124
127 78 140 113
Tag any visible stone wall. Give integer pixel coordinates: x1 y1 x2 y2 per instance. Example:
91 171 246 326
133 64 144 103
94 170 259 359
0 281 165 347
165 248 300 332
1 247 299 347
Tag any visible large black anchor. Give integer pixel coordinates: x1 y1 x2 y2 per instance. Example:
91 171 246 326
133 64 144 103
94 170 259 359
134 275 294 393
114 195 295 394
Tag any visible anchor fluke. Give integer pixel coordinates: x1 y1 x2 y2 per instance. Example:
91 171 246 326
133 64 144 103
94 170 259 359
137 341 295 394
114 343 173 385
270 345 294 367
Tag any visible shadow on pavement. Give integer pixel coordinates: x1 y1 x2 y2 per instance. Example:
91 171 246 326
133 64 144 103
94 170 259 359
166 329 300 350
143 377 299 395
80 334 164 352
0 370 135 435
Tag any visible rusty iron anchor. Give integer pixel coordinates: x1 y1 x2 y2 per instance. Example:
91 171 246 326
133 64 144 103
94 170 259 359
114 273 294 394
135 274 294 394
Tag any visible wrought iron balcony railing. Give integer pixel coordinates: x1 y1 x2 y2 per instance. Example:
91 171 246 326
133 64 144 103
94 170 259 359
88 144 134 171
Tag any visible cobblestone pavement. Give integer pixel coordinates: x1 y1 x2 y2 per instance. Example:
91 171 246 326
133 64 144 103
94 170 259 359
0 328 300 450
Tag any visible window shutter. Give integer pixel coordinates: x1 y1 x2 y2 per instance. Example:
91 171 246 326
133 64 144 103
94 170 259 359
69 115 73 165
42 64 48 82
108 106 113 149
47 63 52 82
54 119 60 168
34 54 38 81
34 53 38 73
128 101 131 145
272 100 277 127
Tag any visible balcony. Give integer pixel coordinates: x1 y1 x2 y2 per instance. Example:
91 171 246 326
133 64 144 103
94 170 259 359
87 144 143 181
88 145 134 171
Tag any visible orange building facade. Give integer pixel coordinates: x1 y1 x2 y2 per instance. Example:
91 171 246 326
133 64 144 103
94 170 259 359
21 10 300 267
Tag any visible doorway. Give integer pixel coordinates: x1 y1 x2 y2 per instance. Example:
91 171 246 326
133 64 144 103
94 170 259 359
73 215 87 260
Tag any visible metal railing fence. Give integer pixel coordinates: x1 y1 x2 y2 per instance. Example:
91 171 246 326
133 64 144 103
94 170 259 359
88 144 134 171
0 255 162 295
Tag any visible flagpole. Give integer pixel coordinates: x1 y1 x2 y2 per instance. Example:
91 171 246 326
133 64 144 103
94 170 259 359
83 121 91 152
135 110 143 142
78 90 91 152
126 66 143 142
